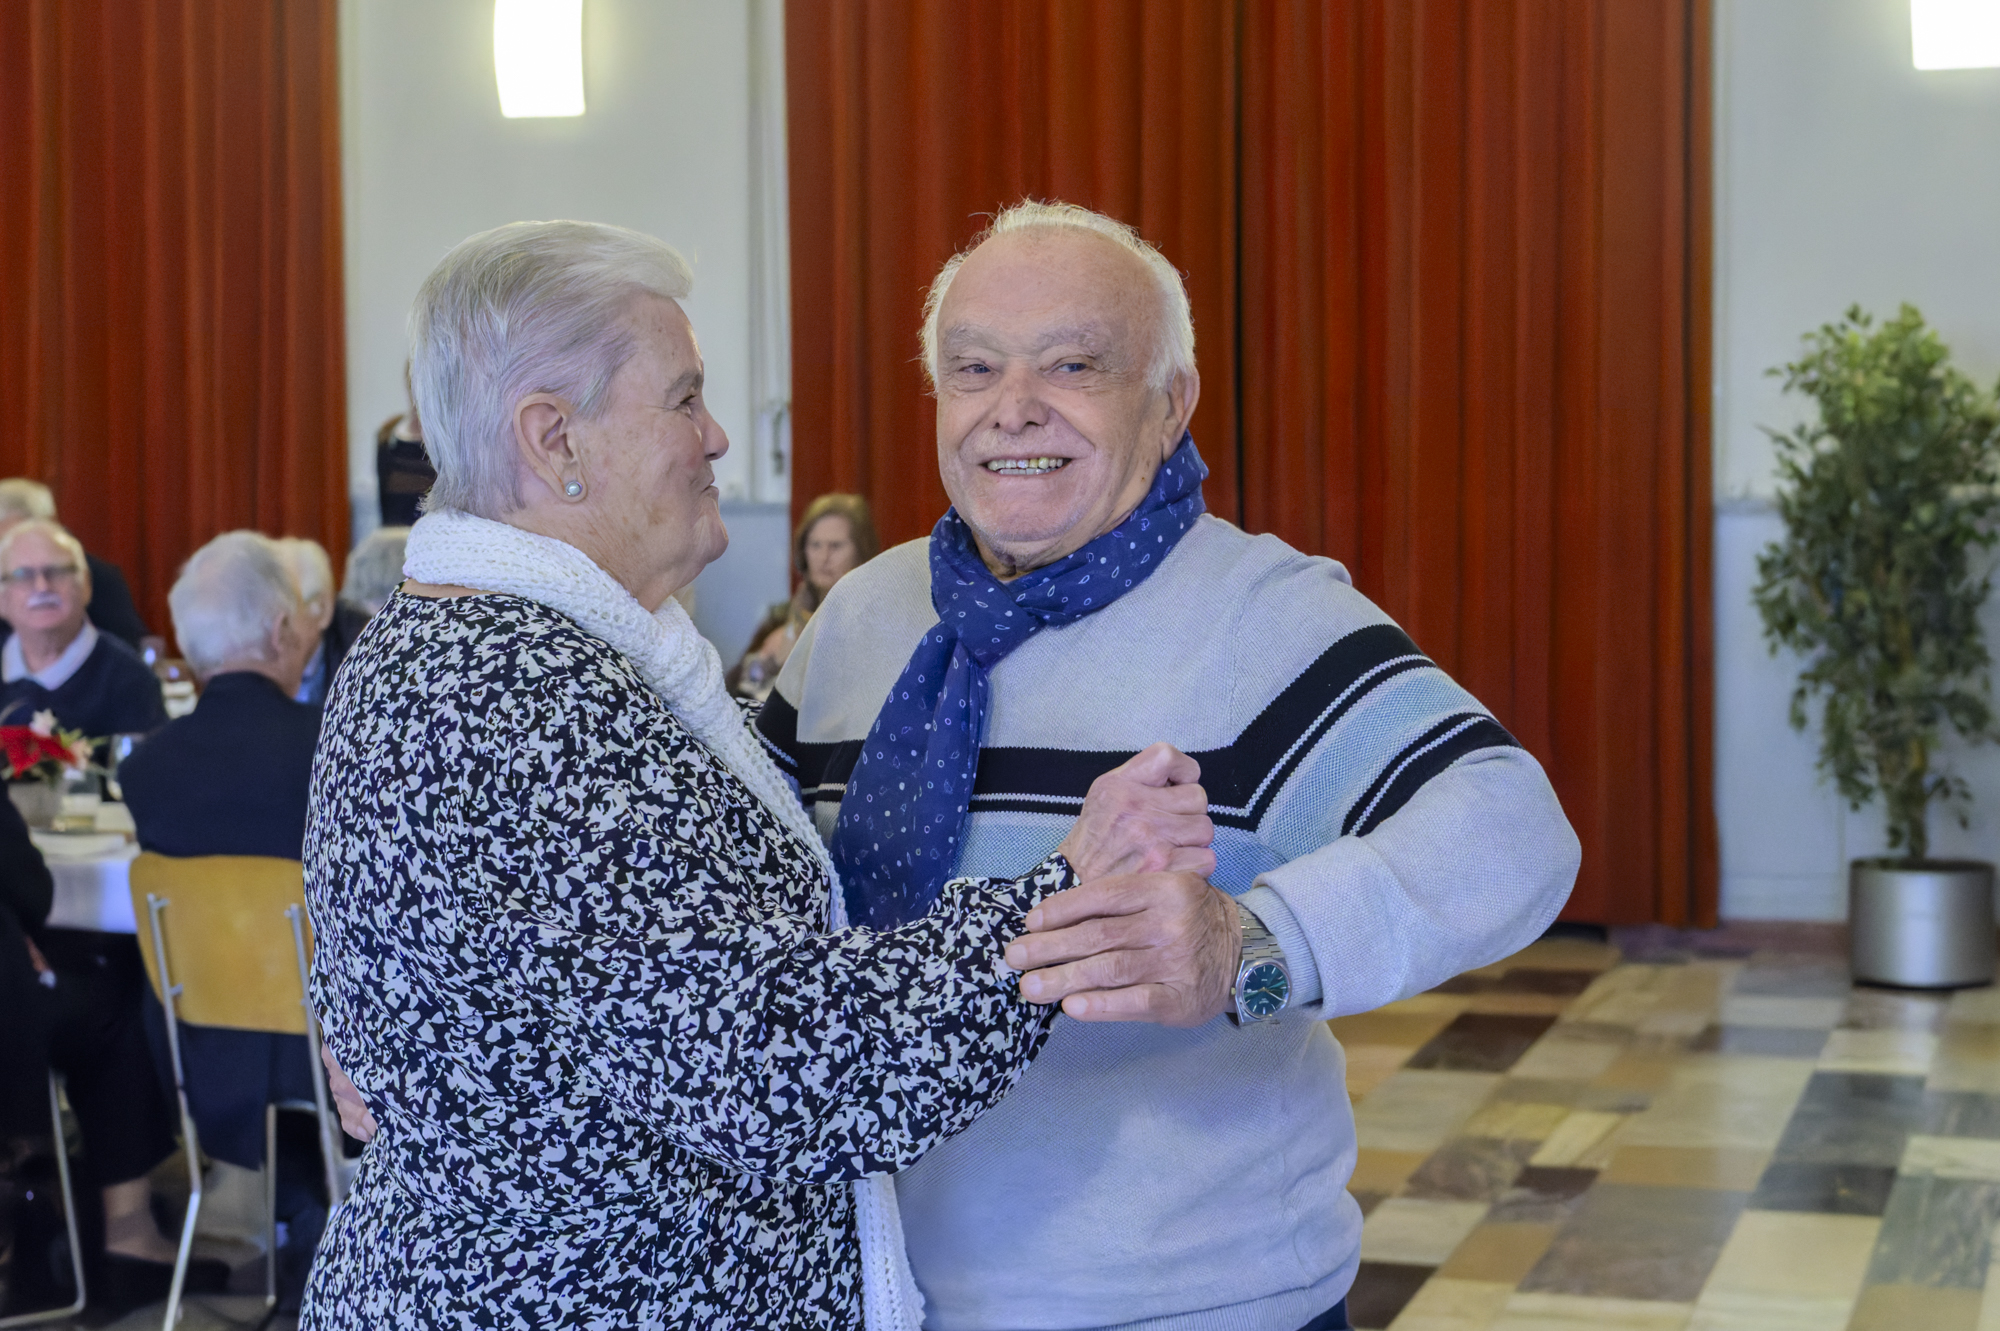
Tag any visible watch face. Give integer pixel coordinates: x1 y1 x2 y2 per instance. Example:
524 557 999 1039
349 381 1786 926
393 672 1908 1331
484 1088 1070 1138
1239 962 1290 1019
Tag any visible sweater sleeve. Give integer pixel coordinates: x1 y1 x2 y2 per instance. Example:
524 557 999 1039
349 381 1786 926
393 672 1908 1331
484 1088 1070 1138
1229 553 1580 1017
500 852 1073 1185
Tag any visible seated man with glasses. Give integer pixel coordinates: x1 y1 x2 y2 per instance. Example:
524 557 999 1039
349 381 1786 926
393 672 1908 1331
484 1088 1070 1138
0 519 165 739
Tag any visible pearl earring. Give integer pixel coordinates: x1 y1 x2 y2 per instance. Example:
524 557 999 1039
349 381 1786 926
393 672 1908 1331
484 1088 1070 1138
564 481 583 497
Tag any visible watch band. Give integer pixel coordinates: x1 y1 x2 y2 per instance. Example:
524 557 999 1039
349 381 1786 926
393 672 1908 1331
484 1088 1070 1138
1231 900 1292 1024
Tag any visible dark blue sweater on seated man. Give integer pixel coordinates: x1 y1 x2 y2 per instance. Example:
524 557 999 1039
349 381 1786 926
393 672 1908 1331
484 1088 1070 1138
119 671 325 1169
0 622 166 737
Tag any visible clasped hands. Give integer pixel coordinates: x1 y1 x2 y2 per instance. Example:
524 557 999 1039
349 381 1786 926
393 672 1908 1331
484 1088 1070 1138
1011 742 1239 1028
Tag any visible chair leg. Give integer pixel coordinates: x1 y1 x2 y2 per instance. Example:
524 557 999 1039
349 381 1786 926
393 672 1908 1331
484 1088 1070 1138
149 893 203 1331
0 1073 87 1328
264 1103 279 1312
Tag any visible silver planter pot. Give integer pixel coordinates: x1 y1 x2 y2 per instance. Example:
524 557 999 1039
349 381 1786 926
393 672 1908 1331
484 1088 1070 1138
1850 860 1995 989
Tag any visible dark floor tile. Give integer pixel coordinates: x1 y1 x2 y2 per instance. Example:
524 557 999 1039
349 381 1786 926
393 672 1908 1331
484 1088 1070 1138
1773 1072 1929 1167
1401 1137 1536 1203
1689 1024 1830 1058
1921 1090 2000 1140
1487 1166 1599 1225
1520 1183 1748 1302
1345 1262 1435 1330
1432 974 1497 995
1406 1013 1561 1074
1495 968 1599 997
1350 1189 1387 1218
1865 1175 2000 1289
1749 1161 1900 1216
1734 955 1853 999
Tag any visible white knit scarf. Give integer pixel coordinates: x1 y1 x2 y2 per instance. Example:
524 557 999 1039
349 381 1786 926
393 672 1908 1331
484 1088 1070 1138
403 507 925 1331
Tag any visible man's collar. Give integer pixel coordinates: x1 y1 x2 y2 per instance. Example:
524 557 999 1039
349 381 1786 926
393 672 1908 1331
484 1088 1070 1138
1 621 99 691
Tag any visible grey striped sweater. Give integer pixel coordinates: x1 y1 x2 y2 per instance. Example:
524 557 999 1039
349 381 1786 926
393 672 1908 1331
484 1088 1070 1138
759 514 1579 1331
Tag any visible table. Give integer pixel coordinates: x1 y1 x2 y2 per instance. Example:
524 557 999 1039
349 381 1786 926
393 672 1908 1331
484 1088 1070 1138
36 801 140 934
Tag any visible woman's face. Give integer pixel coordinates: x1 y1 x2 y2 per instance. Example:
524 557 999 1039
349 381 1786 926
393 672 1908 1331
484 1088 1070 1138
570 296 730 603
804 515 859 593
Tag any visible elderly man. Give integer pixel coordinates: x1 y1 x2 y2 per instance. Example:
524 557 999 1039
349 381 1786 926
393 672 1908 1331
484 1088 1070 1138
274 536 368 704
120 531 327 1261
0 518 165 737
0 478 150 648
759 202 1580 1331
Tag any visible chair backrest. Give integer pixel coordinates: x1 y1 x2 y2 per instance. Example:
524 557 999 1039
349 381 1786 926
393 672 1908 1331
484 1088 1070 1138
129 854 313 1035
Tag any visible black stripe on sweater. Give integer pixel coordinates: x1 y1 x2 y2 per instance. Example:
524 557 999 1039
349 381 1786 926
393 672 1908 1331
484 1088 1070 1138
1340 713 1521 837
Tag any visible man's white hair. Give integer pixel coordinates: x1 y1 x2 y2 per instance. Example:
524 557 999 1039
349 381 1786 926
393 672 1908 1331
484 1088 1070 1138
342 526 410 617
0 519 90 592
274 536 335 614
919 200 1196 392
168 531 300 677
410 220 695 517
0 479 57 524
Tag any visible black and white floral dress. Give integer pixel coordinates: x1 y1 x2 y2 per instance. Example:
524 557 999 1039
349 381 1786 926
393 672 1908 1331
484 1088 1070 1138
300 592 1070 1329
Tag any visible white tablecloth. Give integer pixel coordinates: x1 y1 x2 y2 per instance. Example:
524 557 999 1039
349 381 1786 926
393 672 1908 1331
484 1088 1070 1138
35 802 141 934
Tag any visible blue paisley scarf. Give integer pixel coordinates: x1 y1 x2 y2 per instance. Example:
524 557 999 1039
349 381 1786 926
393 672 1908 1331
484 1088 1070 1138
831 434 1209 928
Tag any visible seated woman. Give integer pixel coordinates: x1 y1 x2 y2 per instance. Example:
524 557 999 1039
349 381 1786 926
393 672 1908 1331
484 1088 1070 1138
301 221 1212 1329
0 519 166 738
727 493 878 698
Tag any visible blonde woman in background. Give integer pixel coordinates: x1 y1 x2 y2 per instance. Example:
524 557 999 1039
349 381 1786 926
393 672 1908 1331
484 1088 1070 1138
727 493 878 698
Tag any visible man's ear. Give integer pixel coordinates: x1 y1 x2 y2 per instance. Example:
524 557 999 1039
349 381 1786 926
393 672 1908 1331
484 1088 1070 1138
513 393 582 501
1161 366 1202 458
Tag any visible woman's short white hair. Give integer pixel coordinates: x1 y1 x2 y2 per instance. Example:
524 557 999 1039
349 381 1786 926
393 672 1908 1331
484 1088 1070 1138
168 531 300 677
410 220 695 517
919 200 1195 392
342 526 410 617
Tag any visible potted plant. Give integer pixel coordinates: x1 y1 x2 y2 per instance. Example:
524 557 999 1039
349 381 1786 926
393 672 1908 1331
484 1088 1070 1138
1 709 94 829
1754 305 2000 988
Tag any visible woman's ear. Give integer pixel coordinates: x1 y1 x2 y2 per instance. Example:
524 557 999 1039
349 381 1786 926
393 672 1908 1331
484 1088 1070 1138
513 393 584 502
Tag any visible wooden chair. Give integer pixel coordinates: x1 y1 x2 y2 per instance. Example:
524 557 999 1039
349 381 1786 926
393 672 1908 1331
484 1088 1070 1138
129 854 347 1331
0 1073 87 1327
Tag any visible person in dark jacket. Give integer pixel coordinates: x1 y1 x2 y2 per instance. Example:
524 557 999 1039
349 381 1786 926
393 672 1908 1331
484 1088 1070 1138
0 478 148 648
0 785 225 1307
118 531 326 1252
0 520 165 738
274 537 368 706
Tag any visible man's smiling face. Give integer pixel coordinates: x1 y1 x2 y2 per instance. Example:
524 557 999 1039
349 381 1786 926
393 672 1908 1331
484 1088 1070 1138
932 227 1198 578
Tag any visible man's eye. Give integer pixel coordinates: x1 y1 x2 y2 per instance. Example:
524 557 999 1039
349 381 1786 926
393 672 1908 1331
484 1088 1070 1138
1055 361 1088 373
959 363 992 376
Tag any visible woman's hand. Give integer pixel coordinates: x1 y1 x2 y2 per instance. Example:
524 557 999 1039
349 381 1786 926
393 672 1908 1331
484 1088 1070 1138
1056 742 1215 881
321 1044 378 1143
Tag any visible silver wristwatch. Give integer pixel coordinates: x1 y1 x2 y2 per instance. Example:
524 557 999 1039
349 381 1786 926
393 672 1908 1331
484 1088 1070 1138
1230 902 1292 1024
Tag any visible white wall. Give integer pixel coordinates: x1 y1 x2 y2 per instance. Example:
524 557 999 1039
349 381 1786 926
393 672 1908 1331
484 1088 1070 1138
339 0 791 657
1714 0 2000 918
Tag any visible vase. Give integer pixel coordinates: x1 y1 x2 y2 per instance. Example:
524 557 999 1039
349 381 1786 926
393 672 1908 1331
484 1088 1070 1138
8 780 62 830
1850 859 1995 989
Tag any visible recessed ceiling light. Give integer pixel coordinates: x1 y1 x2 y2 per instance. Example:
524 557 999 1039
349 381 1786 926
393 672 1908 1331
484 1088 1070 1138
494 0 586 118
1912 0 2000 70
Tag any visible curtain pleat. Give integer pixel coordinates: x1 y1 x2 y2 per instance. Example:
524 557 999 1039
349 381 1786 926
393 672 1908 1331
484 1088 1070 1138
790 0 1716 926
0 0 348 636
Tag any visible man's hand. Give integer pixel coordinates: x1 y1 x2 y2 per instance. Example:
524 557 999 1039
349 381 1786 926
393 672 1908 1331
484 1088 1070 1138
1003 871 1241 1027
321 1044 378 1143
1056 742 1216 882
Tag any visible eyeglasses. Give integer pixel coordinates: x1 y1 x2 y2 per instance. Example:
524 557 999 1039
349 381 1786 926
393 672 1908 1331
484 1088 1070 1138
1 563 81 589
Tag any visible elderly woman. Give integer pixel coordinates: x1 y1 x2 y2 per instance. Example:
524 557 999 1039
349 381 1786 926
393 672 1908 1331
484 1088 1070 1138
301 221 1212 1330
0 518 165 736
339 525 410 618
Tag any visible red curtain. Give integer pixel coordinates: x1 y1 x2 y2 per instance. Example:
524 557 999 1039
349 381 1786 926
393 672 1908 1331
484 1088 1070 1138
0 0 350 638
789 0 1714 926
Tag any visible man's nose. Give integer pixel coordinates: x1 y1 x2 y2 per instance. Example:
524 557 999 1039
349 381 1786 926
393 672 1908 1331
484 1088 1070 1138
991 362 1049 435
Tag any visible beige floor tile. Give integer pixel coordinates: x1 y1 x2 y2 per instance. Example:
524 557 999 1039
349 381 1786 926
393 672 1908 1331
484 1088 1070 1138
1360 1197 1493 1265
1355 1071 1503 1153
1391 1277 1515 1331
1716 995 1846 1029
1462 1099 1573 1142
1618 1058 1813 1151
1685 1291 1855 1331
1530 1110 1626 1166
1437 1222 1559 1283
1381 993 1477 1017
1464 992 1579 1017
1901 1134 2000 1182
1347 1043 1418 1100
1351 1148 1431 1195
1931 1024 2000 1093
1636 1010 1714 1038
1592 1051 1685 1093
1490 1292 1693 1330
1331 1010 1462 1048
1978 1222 2000 1331
1947 985 2000 1025
1699 1211 1878 1301
1570 967 1680 1027
1847 1284 1982 1331
1599 1146 1772 1191
1816 1028 1939 1076
1498 938 1623 973
1512 1037 1626 1081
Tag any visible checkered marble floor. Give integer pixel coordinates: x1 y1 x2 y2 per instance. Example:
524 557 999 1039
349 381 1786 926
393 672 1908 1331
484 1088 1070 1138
1337 924 2000 1331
